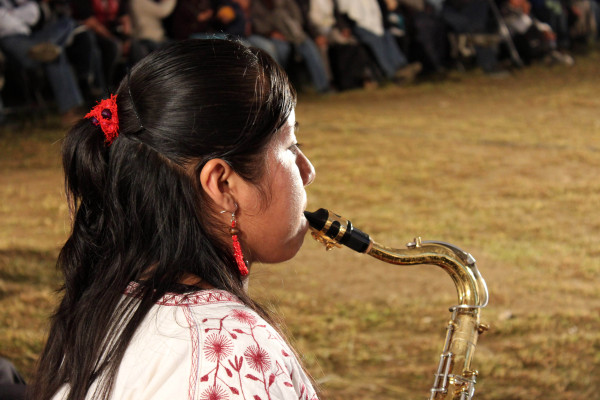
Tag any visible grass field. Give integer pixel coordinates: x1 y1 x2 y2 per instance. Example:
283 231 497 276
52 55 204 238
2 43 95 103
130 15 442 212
1 54 599 399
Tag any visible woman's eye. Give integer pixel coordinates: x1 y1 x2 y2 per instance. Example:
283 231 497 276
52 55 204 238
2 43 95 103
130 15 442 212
289 143 302 153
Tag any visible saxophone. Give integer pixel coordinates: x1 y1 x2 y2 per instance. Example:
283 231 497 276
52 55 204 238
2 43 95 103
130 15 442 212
304 208 489 400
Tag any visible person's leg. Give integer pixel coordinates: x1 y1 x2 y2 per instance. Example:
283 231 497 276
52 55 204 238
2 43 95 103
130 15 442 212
0 35 37 70
353 26 396 79
382 29 408 69
43 51 84 113
269 38 292 68
554 13 571 49
247 35 280 63
413 12 445 72
0 33 83 113
295 39 330 92
33 17 75 47
30 17 83 111
95 34 121 91
67 28 107 99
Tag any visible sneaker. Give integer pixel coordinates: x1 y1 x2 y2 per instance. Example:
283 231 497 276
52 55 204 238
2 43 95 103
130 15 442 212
393 62 422 83
28 42 61 63
546 50 575 67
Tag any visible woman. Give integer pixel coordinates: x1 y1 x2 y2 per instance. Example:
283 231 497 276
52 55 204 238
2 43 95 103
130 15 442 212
31 39 317 400
71 0 137 88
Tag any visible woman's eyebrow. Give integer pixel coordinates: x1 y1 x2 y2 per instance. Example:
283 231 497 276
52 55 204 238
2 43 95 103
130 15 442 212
294 121 299 132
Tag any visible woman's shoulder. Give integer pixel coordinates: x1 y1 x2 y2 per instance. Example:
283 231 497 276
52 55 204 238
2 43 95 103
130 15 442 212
115 287 318 399
191 301 318 400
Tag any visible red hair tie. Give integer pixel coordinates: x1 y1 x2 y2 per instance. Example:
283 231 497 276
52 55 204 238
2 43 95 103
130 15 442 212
85 94 119 145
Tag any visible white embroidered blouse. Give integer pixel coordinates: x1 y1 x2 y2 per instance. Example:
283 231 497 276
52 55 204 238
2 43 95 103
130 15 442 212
53 286 318 400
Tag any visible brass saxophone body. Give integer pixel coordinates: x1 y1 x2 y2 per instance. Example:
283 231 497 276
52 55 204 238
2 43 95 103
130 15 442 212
304 209 489 400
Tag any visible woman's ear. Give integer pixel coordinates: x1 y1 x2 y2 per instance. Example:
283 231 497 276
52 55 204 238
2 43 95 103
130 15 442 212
199 159 237 211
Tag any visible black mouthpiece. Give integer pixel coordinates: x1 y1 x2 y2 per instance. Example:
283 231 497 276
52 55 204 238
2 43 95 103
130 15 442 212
303 208 329 231
304 208 371 253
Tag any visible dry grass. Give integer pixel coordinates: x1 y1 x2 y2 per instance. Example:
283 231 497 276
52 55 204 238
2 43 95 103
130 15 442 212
1 54 599 399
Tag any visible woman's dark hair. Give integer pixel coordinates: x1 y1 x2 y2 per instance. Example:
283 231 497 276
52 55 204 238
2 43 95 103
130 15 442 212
31 39 297 400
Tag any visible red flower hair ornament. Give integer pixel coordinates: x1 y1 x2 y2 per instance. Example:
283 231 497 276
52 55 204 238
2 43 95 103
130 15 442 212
85 94 119 145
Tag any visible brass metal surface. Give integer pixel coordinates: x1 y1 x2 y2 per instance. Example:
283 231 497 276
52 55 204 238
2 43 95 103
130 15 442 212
307 209 489 400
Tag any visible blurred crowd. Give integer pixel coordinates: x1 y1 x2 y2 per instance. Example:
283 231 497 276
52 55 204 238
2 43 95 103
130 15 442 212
1 0 598 125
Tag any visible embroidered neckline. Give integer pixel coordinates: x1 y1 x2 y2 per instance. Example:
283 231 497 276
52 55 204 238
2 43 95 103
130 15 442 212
124 282 243 307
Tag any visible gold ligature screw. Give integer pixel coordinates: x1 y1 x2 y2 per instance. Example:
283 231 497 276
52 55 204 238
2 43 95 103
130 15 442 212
406 237 423 248
477 324 490 334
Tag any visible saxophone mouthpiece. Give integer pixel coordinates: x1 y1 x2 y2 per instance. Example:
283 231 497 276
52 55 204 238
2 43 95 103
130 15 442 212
303 208 329 231
304 208 372 253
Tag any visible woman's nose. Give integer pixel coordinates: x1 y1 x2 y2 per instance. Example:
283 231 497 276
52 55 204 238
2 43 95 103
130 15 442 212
299 152 316 187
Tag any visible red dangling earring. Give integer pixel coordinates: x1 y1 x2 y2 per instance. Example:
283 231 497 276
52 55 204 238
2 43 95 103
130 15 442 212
222 204 249 276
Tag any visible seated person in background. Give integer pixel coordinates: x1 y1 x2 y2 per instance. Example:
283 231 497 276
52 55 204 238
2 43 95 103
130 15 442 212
170 0 217 40
252 0 331 93
70 0 136 89
297 0 382 90
389 0 448 77
130 0 176 60
40 0 107 102
219 0 294 67
337 0 421 83
568 0 597 43
500 0 574 65
441 0 505 74
529 0 570 50
0 0 83 123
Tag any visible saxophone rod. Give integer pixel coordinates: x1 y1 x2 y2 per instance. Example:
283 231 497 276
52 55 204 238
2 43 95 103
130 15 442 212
304 208 489 308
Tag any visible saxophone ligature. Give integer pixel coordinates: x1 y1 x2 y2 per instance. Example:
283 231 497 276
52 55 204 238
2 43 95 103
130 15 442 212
304 208 489 400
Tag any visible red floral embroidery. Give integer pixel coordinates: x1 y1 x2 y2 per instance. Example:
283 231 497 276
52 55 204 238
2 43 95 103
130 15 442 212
244 345 271 373
199 384 229 400
173 292 318 400
204 334 233 362
230 309 257 325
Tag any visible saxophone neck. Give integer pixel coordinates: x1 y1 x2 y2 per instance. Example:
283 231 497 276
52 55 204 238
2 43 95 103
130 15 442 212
304 208 489 309
368 239 489 308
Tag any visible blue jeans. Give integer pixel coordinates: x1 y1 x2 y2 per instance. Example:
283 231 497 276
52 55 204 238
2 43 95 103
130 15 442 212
295 39 330 92
243 35 328 91
353 26 407 79
246 36 292 68
0 18 83 113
